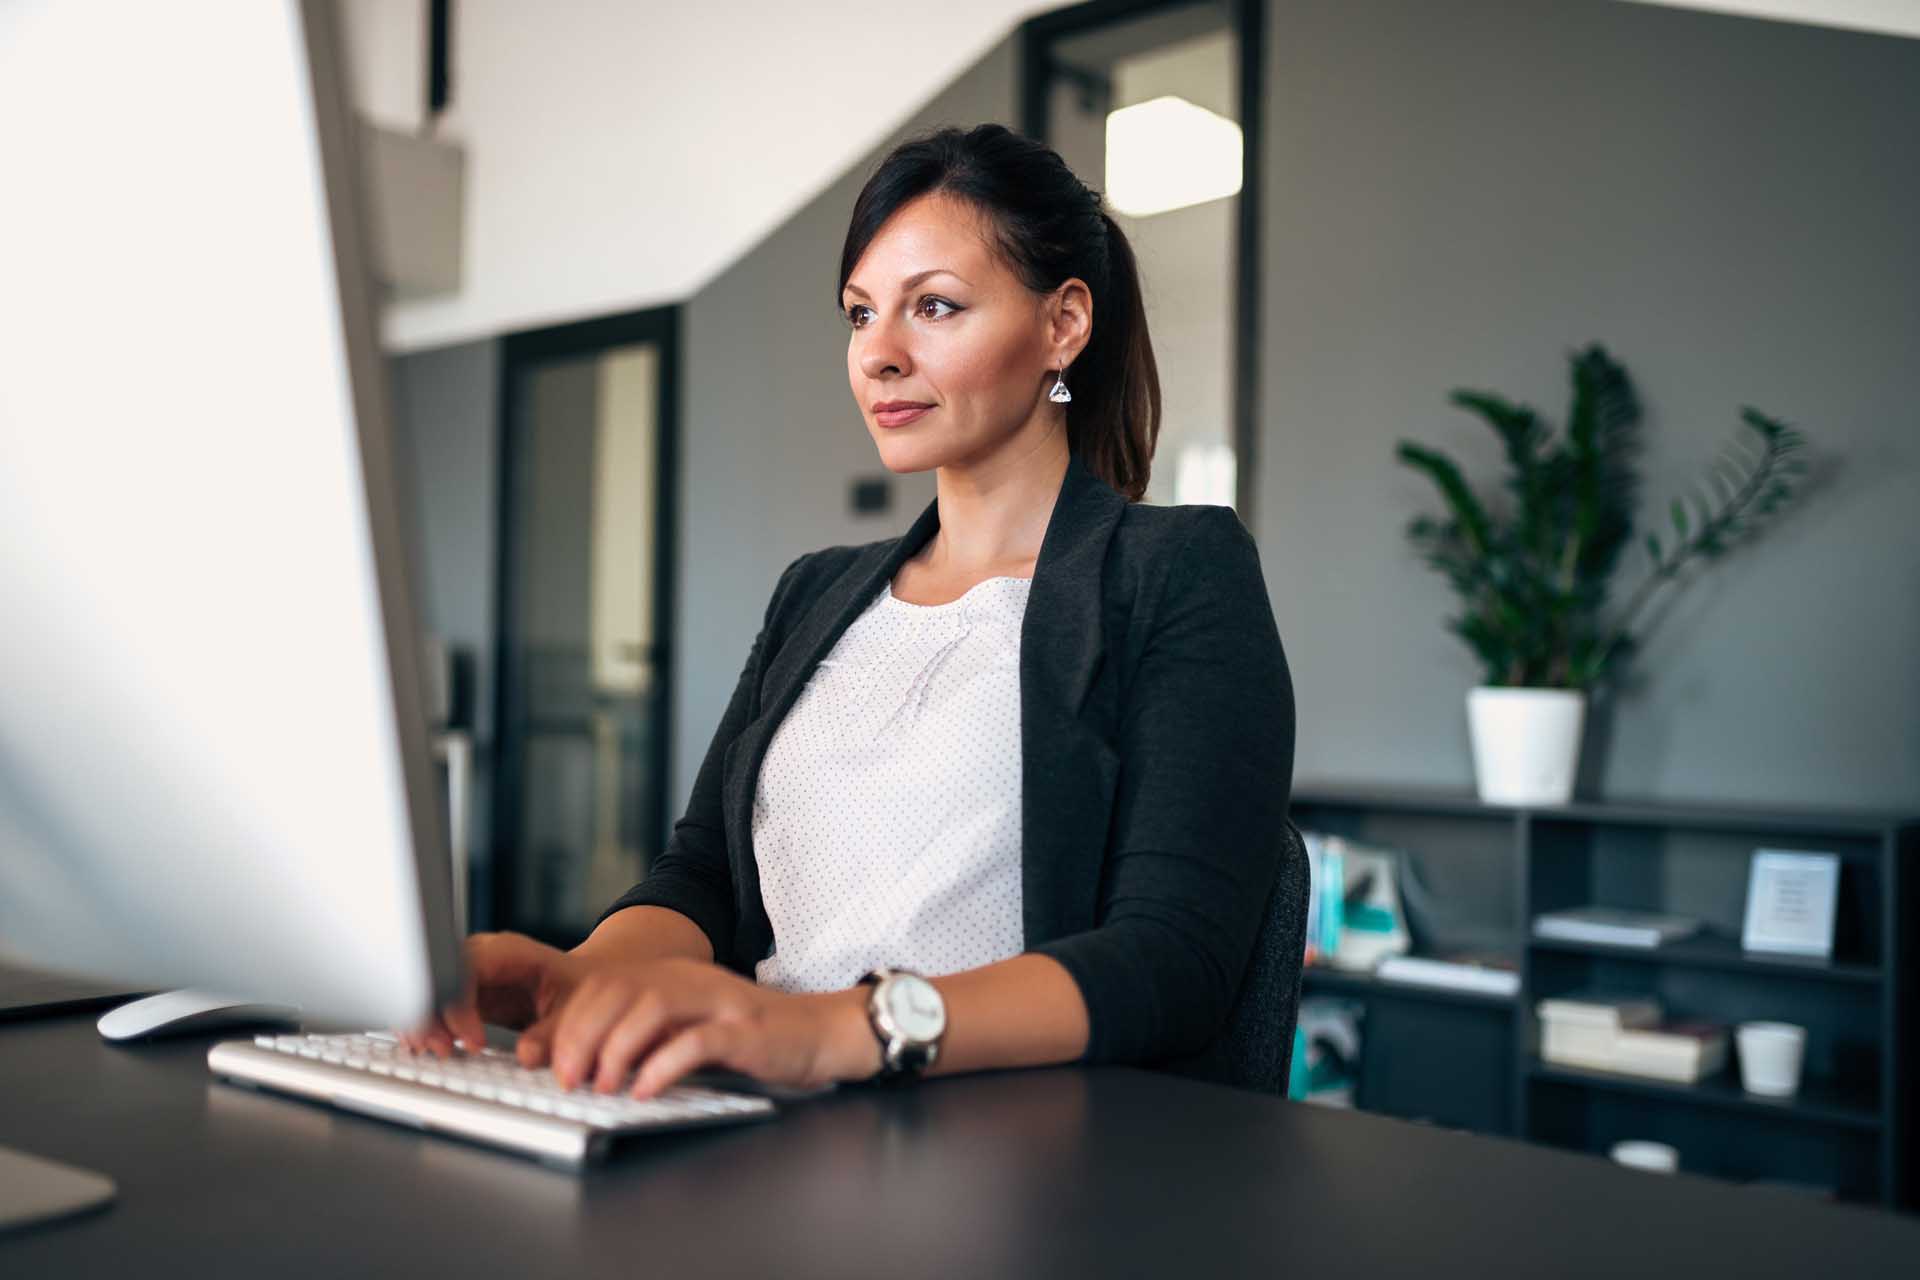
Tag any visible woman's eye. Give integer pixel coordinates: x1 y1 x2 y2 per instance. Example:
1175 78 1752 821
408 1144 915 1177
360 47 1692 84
844 304 873 328
917 296 957 320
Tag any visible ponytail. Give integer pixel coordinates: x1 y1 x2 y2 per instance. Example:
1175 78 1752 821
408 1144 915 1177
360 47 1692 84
1067 211 1160 502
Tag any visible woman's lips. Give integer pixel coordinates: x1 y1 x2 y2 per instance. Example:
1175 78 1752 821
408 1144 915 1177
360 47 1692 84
874 404 932 428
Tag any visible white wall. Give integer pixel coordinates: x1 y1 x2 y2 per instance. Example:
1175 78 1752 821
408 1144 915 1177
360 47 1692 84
341 0 1059 353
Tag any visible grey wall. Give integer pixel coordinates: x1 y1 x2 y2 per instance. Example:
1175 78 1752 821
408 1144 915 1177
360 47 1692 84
668 35 1021 815
389 338 501 910
1258 0 1920 809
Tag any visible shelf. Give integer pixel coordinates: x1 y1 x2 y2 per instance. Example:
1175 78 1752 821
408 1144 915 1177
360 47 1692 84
1527 933 1882 985
1300 964 1516 1011
1527 1059 1882 1130
1291 783 1915 837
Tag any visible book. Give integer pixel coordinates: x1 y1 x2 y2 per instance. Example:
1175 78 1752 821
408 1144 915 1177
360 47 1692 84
1375 953 1520 998
1613 1021 1729 1083
1293 998 1363 1108
1301 832 1410 971
1535 992 1664 1029
1538 992 1664 1071
1532 906 1703 949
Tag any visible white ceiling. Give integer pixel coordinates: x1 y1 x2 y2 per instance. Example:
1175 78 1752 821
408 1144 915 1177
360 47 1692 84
342 0 1060 352
1621 0 1920 37
342 0 1919 354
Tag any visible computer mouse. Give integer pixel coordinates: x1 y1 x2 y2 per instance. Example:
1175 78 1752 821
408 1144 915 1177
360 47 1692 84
96 989 301 1042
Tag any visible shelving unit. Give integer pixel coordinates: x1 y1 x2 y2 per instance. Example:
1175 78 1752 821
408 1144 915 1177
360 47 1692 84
1289 785 1917 1210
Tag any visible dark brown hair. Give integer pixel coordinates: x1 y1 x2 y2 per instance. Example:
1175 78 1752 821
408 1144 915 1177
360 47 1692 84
837 123 1161 502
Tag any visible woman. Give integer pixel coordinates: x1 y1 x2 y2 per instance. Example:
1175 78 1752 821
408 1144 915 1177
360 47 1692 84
408 123 1295 1099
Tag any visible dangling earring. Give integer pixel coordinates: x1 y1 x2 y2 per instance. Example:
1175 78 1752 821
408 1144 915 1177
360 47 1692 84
1047 368 1072 404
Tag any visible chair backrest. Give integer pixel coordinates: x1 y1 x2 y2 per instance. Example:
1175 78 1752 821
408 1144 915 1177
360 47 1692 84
1154 817 1310 1095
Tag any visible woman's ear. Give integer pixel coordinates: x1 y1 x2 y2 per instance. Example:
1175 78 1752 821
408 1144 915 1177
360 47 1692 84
1046 278 1094 371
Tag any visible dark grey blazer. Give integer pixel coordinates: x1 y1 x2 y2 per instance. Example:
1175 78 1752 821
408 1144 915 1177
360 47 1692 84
597 450 1295 1066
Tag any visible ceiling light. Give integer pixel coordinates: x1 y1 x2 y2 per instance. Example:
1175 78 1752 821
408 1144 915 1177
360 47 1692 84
1105 95 1243 218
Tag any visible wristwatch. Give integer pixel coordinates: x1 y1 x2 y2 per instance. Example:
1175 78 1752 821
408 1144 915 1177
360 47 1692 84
857 967 947 1082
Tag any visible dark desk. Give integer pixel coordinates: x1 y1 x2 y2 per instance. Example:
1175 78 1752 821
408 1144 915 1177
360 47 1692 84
4 1012 1915 1276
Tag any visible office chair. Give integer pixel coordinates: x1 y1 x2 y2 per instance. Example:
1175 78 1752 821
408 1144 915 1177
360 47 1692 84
1157 817 1310 1096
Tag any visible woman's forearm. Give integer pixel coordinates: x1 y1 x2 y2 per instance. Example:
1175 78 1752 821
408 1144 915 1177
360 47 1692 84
574 905 714 967
815 951 1091 1081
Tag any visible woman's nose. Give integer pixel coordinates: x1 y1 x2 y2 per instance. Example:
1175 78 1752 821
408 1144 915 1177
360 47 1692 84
857 316 913 380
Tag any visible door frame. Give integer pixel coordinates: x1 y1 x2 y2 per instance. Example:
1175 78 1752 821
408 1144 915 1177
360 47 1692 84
489 304 682 945
1019 0 1267 525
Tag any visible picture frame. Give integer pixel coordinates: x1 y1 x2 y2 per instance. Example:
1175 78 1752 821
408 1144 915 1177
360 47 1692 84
1741 849 1841 958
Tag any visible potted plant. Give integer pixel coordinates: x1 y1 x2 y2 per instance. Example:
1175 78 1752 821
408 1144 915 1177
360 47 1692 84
1396 343 1809 805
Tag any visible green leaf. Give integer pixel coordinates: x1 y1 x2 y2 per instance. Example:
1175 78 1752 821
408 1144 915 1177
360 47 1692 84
1671 497 1689 538
1397 440 1494 556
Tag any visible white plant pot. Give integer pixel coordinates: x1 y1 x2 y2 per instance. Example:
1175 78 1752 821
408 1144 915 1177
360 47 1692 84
1466 686 1586 806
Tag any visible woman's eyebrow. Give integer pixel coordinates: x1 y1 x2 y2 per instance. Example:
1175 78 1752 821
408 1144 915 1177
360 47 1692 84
842 268 971 300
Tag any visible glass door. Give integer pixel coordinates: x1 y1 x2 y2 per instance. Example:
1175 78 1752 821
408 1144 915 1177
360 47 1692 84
492 308 679 944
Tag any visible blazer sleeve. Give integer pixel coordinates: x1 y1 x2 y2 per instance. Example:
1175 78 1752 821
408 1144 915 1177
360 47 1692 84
1031 505 1296 1065
591 551 812 961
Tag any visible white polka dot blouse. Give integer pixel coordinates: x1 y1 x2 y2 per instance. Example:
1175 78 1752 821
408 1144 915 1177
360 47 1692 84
751 573 1032 994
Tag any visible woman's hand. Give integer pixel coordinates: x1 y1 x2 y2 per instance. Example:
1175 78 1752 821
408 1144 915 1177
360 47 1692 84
398 930 584 1057
524 957 882 1098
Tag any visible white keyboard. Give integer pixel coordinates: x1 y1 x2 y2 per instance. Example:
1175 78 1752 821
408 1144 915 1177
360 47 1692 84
208 1031 776 1167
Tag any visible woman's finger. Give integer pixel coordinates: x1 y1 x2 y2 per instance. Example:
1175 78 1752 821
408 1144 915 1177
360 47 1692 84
395 1010 450 1055
591 991 688 1093
516 1010 559 1067
464 932 558 1029
420 1020 458 1059
442 997 487 1052
632 1021 751 1099
548 978 643 1089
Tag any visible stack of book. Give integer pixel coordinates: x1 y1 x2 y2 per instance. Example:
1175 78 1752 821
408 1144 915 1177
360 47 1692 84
1537 992 1729 1084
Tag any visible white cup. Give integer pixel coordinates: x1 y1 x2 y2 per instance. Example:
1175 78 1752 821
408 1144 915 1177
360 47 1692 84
1611 1140 1679 1174
1736 1021 1807 1097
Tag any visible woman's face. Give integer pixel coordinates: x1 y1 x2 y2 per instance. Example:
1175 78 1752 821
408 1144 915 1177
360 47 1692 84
842 191 1085 475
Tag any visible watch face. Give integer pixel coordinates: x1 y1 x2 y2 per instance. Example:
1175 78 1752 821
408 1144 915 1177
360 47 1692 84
885 974 946 1042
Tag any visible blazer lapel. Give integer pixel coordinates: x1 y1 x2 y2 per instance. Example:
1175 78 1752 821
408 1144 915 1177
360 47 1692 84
721 452 1128 968
1015 454 1127 943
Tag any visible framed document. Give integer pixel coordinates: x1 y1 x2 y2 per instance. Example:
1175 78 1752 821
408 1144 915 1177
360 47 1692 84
1741 850 1840 958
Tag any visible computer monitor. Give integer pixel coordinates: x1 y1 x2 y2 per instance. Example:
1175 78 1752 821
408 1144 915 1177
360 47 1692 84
0 0 462 1029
